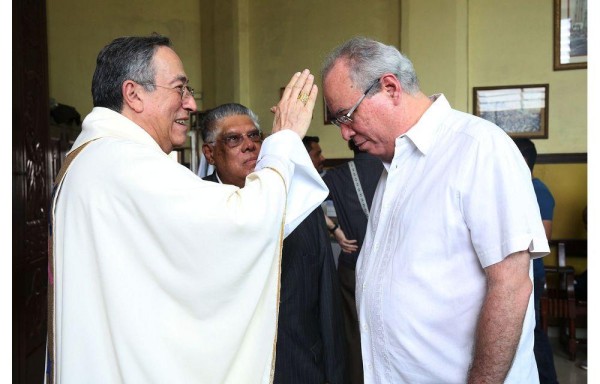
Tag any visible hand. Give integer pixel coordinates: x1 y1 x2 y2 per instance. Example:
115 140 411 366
333 227 358 254
271 69 318 138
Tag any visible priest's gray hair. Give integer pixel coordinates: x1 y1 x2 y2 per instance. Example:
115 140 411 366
199 103 260 144
92 34 172 112
321 36 420 96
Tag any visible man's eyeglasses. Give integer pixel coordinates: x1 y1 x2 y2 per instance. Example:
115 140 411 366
141 82 195 100
209 130 263 148
331 78 380 127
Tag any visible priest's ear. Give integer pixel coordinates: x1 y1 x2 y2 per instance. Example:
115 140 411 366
202 143 216 165
122 80 145 113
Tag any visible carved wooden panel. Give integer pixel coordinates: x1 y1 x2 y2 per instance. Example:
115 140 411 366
21 259 49 358
13 0 50 382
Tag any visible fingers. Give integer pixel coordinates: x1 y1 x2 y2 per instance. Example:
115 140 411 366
271 69 318 136
340 239 358 248
341 244 358 253
293 69 312 101
304 84 318 110
298 72 315 102
280 71 302 102
281 70 309 102
342 241 358 253
281 69 315 105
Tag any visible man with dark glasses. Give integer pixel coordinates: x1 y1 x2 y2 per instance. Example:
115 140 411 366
200 103 345 384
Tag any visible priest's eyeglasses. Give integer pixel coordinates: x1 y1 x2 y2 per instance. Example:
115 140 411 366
331 78 380 127
210 130 263 148
141 82 195 100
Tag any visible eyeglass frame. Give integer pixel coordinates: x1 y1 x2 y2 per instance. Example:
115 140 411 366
206 129 263 149
139 82 196 100
331 78 380 127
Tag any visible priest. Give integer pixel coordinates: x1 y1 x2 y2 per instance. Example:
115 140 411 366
47 34 326 384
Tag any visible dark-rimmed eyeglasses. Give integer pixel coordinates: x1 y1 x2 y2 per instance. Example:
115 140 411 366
208 130 263 148
141 82 195 100
331 78 380 127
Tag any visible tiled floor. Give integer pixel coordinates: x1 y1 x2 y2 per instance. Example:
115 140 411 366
551 336 587 384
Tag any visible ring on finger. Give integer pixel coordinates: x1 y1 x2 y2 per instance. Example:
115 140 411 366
297 93 309 105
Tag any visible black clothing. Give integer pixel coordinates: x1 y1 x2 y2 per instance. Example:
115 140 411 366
275 208 345 384
322 152 383 384
322 152 383 269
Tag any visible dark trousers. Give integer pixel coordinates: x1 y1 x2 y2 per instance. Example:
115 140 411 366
534 277 559 384
338 261 364 384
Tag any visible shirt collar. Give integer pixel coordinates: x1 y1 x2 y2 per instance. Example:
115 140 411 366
400 93 451 156
382 94 450 171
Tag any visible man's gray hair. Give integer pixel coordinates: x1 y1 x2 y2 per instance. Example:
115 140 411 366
198 103 260 144
321 36 420 96
92 34 172 112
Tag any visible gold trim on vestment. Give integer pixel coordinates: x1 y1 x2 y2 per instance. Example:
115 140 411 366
47 140 98 384
264 166 287 384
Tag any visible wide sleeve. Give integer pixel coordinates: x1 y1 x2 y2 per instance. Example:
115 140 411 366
256 130 329 236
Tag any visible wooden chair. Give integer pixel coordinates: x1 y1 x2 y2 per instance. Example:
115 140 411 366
540 240 587 360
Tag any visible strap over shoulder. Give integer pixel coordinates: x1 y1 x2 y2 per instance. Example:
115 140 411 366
348 161 369 218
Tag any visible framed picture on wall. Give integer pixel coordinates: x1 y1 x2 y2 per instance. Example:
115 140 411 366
473 84 549 139
553 0 587 70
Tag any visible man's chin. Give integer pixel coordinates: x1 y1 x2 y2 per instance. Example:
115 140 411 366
358 141 377 155
171 134 189 149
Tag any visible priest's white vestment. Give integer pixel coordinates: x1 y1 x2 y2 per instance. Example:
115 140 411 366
49 107 328 383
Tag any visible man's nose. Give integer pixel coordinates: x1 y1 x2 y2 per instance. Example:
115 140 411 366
183 96 197 112
240 135 258 151
340 124 354 141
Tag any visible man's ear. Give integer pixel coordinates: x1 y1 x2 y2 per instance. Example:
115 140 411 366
202 144 215 165
380 74 402 105
122 80 144 113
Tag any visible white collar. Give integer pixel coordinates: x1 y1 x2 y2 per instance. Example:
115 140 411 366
70 107 163 155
